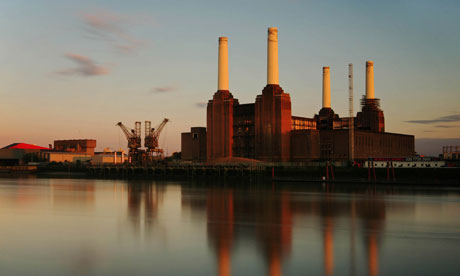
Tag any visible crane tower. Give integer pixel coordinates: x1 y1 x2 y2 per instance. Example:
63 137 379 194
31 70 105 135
145 118 170 160
116 119 170 165
117 121 142 164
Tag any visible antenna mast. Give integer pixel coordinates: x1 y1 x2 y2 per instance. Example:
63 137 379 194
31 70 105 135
349 63 354 162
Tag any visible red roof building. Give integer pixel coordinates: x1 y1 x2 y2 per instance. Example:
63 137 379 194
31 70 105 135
2 143 51 150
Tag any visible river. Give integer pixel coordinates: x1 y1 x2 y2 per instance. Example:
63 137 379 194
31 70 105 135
0 177 459 275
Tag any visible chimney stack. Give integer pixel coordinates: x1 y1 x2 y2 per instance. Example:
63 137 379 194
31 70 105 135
218 37 229 91
322 67 331 108
267 27 279 85
366 61 375 99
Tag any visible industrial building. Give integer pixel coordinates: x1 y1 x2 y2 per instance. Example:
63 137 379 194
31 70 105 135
92 149 127 165
0 141 97 165
181 127 207 162
0 143 50 165
0 140 130 166
54 139 96 155
443 146 459 160
44 139 97 163
183 27 415 163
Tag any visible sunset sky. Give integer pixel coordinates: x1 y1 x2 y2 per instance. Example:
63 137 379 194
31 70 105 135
1 0 459 155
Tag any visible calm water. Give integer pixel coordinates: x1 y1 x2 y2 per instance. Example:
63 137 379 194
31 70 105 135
0 177 459 276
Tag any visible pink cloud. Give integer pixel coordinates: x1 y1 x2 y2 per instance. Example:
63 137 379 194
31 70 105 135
80 10 149 53
57 53 110 76
195 102 207 108
152 86 176 93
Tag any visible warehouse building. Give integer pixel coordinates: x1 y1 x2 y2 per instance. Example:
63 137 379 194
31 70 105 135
0 143 50 165
181 127 207 162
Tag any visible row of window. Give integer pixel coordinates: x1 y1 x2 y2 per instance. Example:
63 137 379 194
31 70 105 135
355 136 412 149
235 127 253 135
292 118 317 130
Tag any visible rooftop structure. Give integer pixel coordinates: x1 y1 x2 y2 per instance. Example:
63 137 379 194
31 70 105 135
2 143 50 150
54 139 96 155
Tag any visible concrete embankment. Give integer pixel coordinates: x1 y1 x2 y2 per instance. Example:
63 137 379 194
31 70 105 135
84 165 460 185
1 163 457 185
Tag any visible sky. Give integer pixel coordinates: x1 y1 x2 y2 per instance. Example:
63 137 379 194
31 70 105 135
1 0 459 156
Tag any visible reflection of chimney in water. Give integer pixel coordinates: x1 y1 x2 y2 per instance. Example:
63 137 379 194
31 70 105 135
350 199 357 276
269 251 282 276
358 198 385 276
324 217 334 276
267 193 292 276
207 190 234 276
368 234 379 276
218 245 231 276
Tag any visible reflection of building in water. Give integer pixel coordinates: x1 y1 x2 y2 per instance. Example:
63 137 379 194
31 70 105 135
323 218 334 276
181 185 395 276
253 192 292 276
206 188 234 276
316 187 387 276
126 182 165 234
51 180 96 208
357 197 386 276
317 191 346 276
182 187 299 276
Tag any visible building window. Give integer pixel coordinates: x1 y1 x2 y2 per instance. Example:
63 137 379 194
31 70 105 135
193 133 198 139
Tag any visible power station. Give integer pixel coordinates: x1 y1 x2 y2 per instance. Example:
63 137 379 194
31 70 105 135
182 27 415 163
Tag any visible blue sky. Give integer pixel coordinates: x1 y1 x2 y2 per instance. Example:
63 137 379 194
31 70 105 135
1 0 459 155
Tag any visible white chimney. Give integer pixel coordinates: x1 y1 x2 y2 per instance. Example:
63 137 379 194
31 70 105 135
267 27 279 85
218 37 229 91
322 67 331 108
366 61 375 99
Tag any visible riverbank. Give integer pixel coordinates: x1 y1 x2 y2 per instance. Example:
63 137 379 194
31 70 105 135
1 163 458 186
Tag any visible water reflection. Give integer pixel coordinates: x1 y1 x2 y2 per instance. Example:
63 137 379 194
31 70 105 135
182 184 394 276
126 181 165 235
51 179 96 209
1 178 459 275
207 188 234 276
357 196 385 276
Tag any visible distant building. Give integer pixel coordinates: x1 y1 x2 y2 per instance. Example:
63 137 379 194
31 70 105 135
54 139 96 155
443 146 459 160
233 104 256 159
364 158 446 168
45 152 92 163
92 149 127 165
181 127 207 162
0 143 50 165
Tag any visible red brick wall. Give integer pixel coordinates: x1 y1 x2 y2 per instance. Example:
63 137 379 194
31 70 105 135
318 130 414 160
290 130 320 161
54 140 96 155
254 85 292 162
206 90 237 161
182 127 207 162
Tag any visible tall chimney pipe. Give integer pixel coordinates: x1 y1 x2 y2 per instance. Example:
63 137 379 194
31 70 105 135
267 27 279 85
322 67 331 108
218 37 229 91
366 61 374 99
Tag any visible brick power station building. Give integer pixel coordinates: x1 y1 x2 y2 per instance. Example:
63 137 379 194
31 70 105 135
182 27 415 163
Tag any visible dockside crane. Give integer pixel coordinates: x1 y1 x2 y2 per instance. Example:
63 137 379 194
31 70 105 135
145 118 170 158
117 121 142 164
